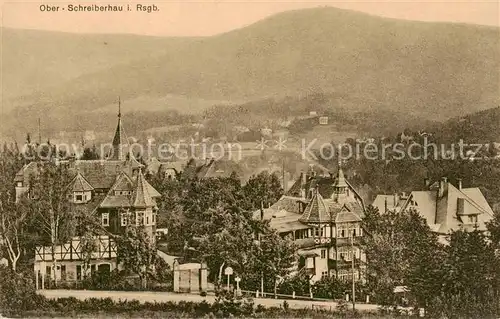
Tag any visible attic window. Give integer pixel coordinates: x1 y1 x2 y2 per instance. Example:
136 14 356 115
76 195 83 201
468 215 478 224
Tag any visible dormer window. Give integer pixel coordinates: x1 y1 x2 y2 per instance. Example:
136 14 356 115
76 195 83 201
17 182 23 187
468 215 478 224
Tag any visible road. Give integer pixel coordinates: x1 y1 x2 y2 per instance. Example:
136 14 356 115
39 289 380 311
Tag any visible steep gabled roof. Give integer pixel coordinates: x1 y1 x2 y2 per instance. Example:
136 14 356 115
144 178 161 198
401 180 494 234
132 170 155 208
69 171 94 192
299 188 330 224
111 171 134 191
334 205 362 223
100 172 134 208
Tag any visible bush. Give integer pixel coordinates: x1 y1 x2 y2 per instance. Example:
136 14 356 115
212 289 255 317
0 266 44 312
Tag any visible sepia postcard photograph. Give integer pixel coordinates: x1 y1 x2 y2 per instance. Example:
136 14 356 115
0 0 499 318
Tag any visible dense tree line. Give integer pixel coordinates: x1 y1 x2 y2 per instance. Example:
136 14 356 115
363 205 500 317
147 169 294 293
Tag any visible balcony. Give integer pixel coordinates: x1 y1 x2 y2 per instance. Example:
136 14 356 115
334 236 362 246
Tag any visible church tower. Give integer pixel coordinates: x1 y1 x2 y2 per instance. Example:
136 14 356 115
110 98 129 160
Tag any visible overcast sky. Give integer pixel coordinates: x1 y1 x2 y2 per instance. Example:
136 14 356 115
1 0 499 36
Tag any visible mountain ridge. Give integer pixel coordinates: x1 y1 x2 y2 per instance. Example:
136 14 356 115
2 7 499 136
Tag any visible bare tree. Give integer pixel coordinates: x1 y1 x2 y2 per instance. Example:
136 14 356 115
28 163 75 286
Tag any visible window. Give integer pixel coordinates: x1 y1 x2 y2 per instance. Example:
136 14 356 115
136 212 145 226
152 213 156 224
468 215 478 224
337 225 347 238
76 194 83 201
338 247 352 261
146 212 150 225
121 212 128 226
76 265 82 281
337 270 358 282
321 271 328 278
61 265 66 281
314 227 324 237
17 182 22 187
321 249 326 259
102 213 109 226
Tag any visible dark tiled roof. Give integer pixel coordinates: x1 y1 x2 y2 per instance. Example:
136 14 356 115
112 172 134 191
299 189 330 223
74 194 106 215
65 160 132 190
144 179 161 198
69 172 94 192
146 158 185 175
326 200 365 220
268 196 304 215
334 207 363 223
100 195 133 208
132 170 155 208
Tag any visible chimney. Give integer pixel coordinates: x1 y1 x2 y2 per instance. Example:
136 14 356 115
300 172 306 198
424 177 430 189
393 193 398 207
438 177 448 198
457 178 462 190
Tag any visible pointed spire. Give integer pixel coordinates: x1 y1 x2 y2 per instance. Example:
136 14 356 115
118 96 121 118
334 159 348 188
109 97 129 160
132 168 155 208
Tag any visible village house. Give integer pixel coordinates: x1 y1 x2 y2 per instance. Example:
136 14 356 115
372 177 494 236
15 108 161 288
254 165 366 283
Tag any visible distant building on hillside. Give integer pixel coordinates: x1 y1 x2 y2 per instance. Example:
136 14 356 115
319 117 329 125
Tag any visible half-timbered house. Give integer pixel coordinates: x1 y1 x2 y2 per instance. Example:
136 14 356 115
16 107 162 286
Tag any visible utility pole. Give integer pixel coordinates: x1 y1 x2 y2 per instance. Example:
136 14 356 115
281 159 287 192
38 117 41 145
350 231 356 311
